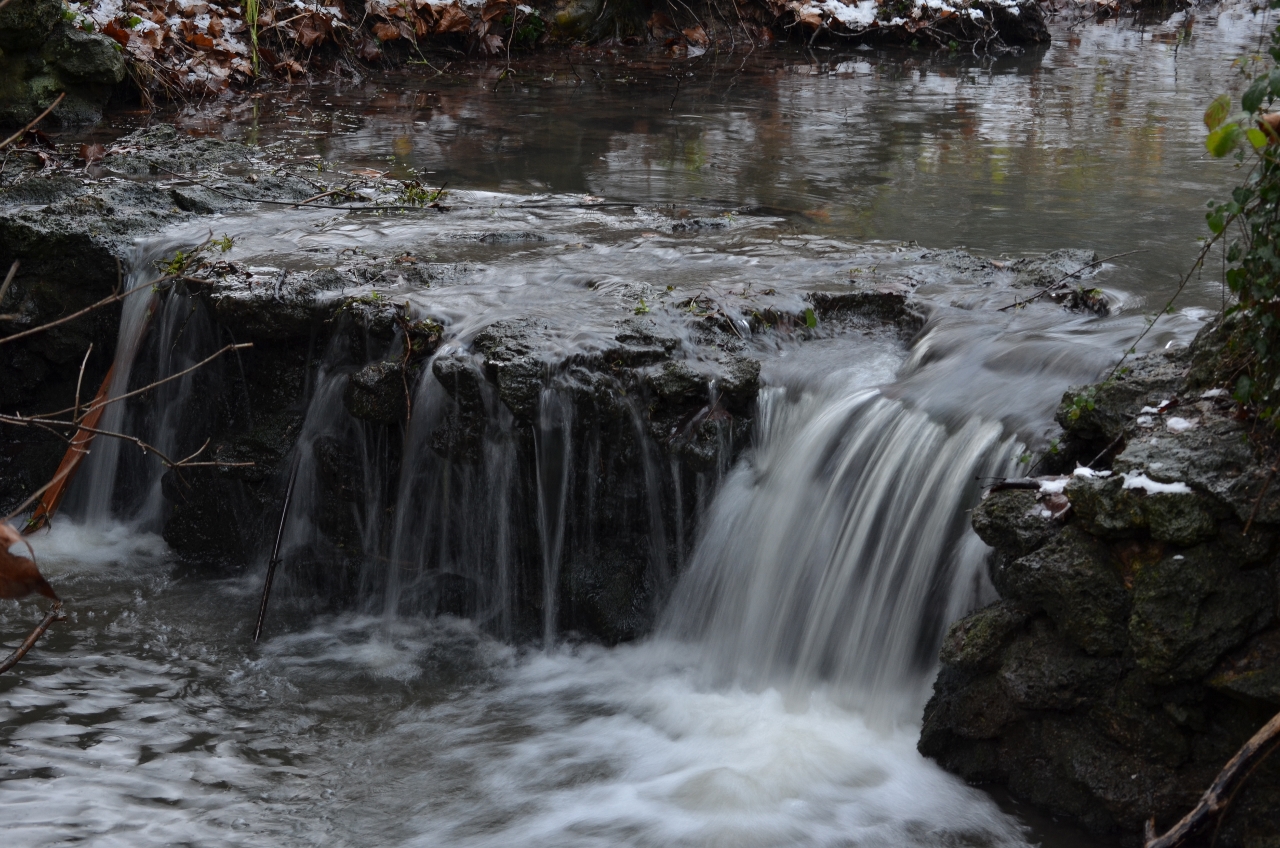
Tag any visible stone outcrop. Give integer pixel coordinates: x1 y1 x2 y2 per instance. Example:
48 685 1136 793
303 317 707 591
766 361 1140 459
0 0 127 127
920 334 1280 846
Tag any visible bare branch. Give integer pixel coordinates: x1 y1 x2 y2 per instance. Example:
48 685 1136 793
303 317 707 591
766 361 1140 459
76 342 252 418
0 93 65 152
0 602 64 675
0 277 157 346
1145 709 1280 848
73 343 93 422
0 260 17 306
998 250 1147 312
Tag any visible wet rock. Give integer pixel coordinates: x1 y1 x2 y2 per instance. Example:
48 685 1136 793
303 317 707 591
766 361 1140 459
999 618 1124 710
1057 350 1186 445
344 360 410 424
0 0 63 51
806 282 928 335
926 329 1280 845
971 489 1060 557
1009 249 1098 289
1209 629 1280 706
1129 545 1274 683
992 526 1130 656
938 600 1031 672
41 23 125 84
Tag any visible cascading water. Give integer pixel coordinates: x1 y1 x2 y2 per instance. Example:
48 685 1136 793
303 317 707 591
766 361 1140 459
663 371 1016 720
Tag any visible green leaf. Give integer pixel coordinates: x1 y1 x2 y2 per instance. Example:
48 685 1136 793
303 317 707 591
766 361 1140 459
1249 127 1269 149
1205 93 1233 130
1206 123 1243 157
1244 77 1271 113
804 307 817 328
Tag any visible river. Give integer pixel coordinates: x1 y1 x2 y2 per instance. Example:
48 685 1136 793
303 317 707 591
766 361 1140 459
1 4 1272 846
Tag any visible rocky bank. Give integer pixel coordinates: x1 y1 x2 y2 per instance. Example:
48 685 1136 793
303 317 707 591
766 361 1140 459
920 325 1280 846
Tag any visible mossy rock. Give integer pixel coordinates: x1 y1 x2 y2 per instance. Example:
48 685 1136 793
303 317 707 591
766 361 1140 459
997 618 1124 710
972 489 1062 556
41 23 125 85
1129 544 1275 683
938 600 1031 672
0 0 62 52
993 526 1131 656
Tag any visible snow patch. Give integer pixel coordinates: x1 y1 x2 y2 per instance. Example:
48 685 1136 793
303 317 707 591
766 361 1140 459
1121 472 1192 495
1165 417 1198 433
1072 466 1111 478
1038 477 1069 494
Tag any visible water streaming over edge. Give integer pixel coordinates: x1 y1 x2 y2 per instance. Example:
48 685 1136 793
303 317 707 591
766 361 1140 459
5 5 1274 844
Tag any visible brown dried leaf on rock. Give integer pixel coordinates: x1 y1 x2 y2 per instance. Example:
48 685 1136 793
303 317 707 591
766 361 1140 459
480 0 511 22
296 13 332 48
682 25 708 46
372 20 402 40
434 3 471 34
0 525 57 602
103 20 132 45
79 142 106 164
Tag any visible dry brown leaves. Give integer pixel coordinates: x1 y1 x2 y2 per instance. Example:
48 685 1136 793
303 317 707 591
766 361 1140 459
0 524 57 602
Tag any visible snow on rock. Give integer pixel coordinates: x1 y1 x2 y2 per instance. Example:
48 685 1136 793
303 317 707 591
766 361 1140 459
1121 472 1192 496
1038 476 1070 495
1072 466 1111 478
1165 417 1198 433
785 0 1038 39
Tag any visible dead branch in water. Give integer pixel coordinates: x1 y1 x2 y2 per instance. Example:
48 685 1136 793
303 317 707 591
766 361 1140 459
1144 709 1280 848
997 249 1146 312
0 602 65 675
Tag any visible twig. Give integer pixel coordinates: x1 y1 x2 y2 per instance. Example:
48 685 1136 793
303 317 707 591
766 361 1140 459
253 454 300 642
4 463 75 523
0 260 17 306
72 343 92 422
1109 231 1226 381
997 249 1147 312
0 602 65 675
1144 709 1280 848
31 343 252 420
1243 457 1278 536
0 93 65 151
0 278 157 346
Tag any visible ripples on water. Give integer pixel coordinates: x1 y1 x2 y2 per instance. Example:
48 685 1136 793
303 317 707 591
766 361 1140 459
2 521 1031 848
4 4 1274 846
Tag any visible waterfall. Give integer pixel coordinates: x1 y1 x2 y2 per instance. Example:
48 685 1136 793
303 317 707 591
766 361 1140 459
662 377 1017 722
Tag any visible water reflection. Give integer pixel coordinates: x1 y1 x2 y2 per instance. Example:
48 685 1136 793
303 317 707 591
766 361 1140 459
118 1 1267 309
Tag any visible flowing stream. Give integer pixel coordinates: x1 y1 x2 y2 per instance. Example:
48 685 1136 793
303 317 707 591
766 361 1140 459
2 5 1273 846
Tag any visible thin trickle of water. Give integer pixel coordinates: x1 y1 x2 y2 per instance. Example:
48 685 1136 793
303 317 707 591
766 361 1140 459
66 247 160 523
533 387 572 647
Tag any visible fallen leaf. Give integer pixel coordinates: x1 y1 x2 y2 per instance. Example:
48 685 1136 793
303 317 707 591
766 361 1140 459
79 142 106 164
372 20 401 40
481 0 511 22
682 25 708 46
355 35 382 60
296 13 331 48
207 14 223 37
103 19 131 45
434 2 471 34
0 525 57 601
